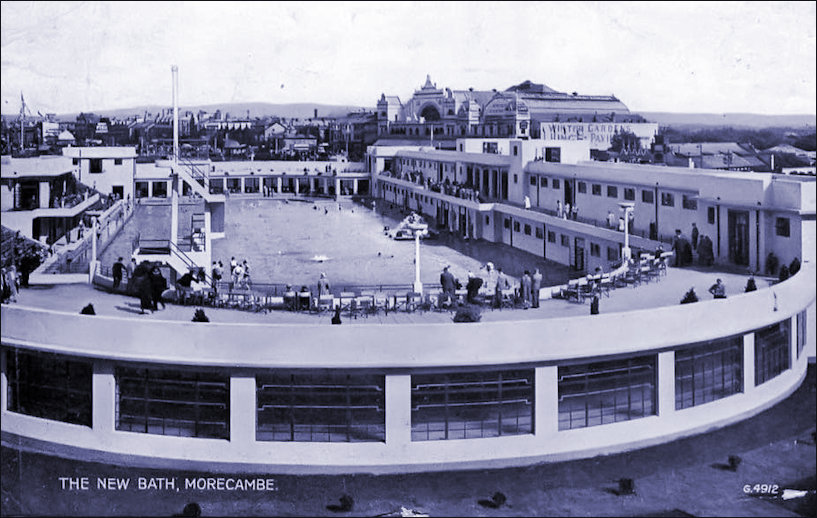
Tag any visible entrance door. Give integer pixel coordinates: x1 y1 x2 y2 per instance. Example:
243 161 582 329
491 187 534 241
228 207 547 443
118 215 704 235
728 210 750 266
112 185 124 200
574 237 585 271
564 179 573 207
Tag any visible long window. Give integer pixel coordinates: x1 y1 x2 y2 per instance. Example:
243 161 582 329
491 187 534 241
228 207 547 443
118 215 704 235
411 369 534 441
675 336 743 410
797 310 807 358
256 372 385 442
6 348 92 427
116 367 229 439
754 319 791 385
558 355 656 430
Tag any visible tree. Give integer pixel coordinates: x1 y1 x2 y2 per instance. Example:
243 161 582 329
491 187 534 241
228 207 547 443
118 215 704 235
609 130 641 153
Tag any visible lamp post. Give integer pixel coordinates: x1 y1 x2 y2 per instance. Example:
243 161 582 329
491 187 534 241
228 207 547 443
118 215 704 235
408 221 428 294
619 202 635 261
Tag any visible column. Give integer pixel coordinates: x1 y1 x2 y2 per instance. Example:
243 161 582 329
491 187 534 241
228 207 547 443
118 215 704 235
657 351 675 416
757 210 766 274
743 333 755 390
534 366 558 436
276 176 282 194
240 177 245 194
323 178 328 195
385 374 412 446
170 176 179 246
353 179 359 195
0 348 7 416
294 178 299 195
92 361 116 434
147 181 153 198
230 375 257 445
335 178 341 198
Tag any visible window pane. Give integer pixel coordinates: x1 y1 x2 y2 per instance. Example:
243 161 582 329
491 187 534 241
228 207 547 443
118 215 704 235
675 335 743 410
257 372 385 442
558 355 656 430
755 319 791 385
412 370 534 441
116 367 229 439
6 348 92 427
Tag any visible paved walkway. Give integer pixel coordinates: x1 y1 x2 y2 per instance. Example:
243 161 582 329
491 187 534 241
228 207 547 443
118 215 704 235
10 265 762 324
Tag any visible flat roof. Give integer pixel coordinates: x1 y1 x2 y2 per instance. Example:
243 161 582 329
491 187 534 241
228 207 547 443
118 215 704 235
395 149 513 167
525 160 771 191
62 147 137 159
0 156 74 179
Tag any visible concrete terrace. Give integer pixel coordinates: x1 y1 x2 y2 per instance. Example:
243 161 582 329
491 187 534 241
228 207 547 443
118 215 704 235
12 265 761 325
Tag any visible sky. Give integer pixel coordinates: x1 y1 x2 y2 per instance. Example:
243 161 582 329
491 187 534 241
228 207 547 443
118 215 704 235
1 1 816 116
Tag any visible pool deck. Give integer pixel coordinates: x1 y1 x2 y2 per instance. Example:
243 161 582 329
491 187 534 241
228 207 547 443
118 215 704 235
8 265 763 325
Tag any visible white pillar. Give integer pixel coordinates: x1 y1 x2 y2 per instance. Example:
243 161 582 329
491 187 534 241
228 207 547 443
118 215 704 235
353 178 359 195
335 178 341 198
0 348 7 418
91 217 98 263
276 177 282 194
240 177 245 194
534 366 558 435
172 65 179 163
294 178 299 195
385 374 412 446
170 176 179 246
743 333 755 389
230 375 257 446
413 233 423 294
657 351 675 416
92 361 116 436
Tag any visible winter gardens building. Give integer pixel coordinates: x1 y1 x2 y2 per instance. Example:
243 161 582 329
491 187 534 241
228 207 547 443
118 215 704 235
1 79 815 474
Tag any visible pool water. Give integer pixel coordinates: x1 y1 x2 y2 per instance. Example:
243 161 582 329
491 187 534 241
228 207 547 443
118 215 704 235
101 198 571 288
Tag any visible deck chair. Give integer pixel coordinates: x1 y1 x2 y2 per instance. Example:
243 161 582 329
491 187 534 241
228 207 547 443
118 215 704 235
373 292 389 315
316 294 334 313
561 279 580 302
339 291 356 313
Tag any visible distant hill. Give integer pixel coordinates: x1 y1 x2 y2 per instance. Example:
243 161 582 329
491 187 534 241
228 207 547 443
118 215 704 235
641 112 816 128
51 102 371 121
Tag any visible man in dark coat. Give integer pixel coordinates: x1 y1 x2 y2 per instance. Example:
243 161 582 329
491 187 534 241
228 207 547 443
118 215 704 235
440 266 456 306
149 266 167 310
112 257 125 291
465 272 483 305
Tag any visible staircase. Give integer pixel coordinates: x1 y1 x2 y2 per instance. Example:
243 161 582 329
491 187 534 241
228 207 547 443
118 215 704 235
132 236 211 284
176 158 226 203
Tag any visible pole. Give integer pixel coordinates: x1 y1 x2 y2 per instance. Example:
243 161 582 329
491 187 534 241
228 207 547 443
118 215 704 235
413 232 423 294
172 65 179 163
91 217 98 263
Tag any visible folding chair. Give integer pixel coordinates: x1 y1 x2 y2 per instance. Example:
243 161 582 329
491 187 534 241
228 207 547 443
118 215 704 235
316 294 334 313
561 279 580 301
373 292 390 315
339 291 356 313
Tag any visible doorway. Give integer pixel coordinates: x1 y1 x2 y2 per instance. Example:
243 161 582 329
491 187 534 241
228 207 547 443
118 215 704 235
574 237 585 272
728 210 750 266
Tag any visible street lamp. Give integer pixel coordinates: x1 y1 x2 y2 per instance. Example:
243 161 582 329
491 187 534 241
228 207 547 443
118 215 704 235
407 221 429 294
619 202 635 261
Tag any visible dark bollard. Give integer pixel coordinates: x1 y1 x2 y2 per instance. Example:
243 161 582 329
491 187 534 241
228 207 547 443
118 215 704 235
728 455 742 471
326 494 354 513
618 478 635 495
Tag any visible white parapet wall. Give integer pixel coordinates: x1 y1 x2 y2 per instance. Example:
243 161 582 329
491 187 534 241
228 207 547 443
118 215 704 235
1 264 814 474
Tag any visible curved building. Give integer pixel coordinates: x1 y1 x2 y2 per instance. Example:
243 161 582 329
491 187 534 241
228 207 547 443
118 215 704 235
1 264 813 474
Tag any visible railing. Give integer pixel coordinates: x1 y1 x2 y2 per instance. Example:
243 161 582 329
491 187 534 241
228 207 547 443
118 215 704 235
178 157 209 189
132 235 212 285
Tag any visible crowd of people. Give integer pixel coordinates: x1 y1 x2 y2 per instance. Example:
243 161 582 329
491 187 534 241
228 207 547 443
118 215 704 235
439 262 544 310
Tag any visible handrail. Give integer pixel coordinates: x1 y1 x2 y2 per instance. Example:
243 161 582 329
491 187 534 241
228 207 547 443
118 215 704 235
132 236 212 285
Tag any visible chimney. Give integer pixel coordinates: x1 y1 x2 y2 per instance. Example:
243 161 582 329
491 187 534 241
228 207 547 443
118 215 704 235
314 108 318 118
